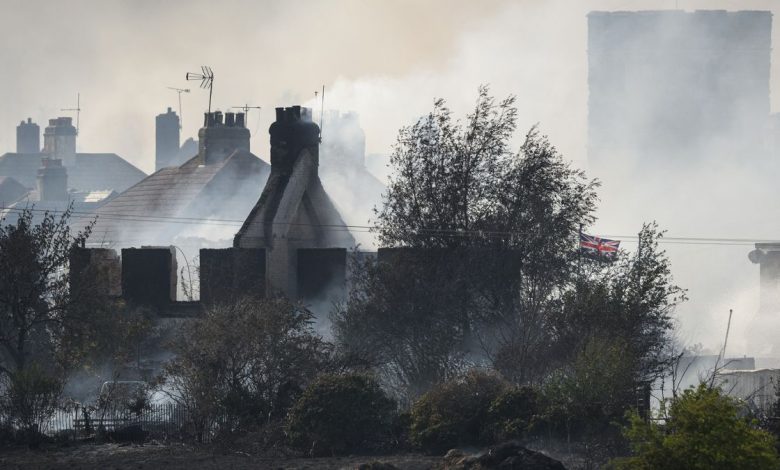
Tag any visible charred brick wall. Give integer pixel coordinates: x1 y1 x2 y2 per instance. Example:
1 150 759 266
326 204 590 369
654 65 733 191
199 248 266 305
296 248 347 303
121 247 177 309
70 247 121 297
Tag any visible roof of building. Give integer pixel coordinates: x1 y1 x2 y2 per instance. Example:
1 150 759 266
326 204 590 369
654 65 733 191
90 150 270 247
0 152 146 192
0 189 118 227
70 153 147 192
0 176 29 207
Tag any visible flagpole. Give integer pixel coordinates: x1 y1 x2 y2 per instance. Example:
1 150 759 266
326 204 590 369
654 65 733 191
578 224 583 280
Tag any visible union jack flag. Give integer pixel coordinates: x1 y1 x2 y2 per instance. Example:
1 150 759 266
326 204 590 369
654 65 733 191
579 232 620 260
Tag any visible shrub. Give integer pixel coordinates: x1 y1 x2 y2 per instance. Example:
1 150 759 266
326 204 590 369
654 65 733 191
610 384 780 470
0 363 63 445
488 385 539 440
162 297 329 441
286 374 397 456
409 370 509 453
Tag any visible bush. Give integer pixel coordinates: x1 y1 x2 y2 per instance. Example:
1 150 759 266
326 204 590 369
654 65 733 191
162 297 329 441
0 363 63 445
488 385 539 441
409 370 509 453
286 374 397 456
610 384 780 470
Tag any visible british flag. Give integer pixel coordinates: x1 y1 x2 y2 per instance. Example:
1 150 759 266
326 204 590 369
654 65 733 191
579 232 620 260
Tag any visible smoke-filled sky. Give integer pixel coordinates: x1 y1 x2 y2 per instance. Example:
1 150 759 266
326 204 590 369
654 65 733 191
3 0 780 356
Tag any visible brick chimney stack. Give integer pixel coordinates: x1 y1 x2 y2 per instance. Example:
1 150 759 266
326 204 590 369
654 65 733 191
16 118 40 154
37 157 68 201
197 111 250 165
155 107 180 171
269 106 320 175
43 117 77 167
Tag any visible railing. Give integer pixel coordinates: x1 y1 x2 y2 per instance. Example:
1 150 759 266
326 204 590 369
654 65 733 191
43 403 217 442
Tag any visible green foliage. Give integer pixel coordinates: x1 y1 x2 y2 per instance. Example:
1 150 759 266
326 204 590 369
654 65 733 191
286 373 397 456
554 224 684 382
409 370 509 452
0 362 63 443
537 336 640 441
336 87 604 398
487 385 539 441
0 206 94 377
610 385 780 470
163 297 328 441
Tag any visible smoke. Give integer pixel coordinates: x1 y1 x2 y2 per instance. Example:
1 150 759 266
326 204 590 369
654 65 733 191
4 0 780 356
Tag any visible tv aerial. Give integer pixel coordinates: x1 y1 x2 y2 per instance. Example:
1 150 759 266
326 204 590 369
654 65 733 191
167 87 190 129
231 104 261 131
185 66 214 114
61 92 81 135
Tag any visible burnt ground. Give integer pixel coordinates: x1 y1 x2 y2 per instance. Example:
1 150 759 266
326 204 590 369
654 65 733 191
0 443 441 470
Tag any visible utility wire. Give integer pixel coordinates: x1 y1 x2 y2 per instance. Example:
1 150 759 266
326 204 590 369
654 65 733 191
0 206 776 246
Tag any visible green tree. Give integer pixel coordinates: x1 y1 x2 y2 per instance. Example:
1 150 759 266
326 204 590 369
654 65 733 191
335 87 600 397
409 369 509 452
610 384 780 470
162 296 329 441
0 207 94 377
286 373 397 456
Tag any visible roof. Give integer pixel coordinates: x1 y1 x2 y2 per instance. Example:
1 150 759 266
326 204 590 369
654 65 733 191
0 189 117 227
90 150 270 247
0 177 29 207
70 153 147 192
235 149 355 249
0 153 41 187
0 152 146 192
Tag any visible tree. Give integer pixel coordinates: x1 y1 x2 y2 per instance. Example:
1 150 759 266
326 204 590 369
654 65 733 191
0 206 94 378
409 369 509 452
162 296 329 441
335 87 600 396
610 384 779 470
286 373 397 456
548 224 684 391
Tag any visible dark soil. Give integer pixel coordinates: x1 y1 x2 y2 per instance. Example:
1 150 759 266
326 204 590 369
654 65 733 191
0 443 440 470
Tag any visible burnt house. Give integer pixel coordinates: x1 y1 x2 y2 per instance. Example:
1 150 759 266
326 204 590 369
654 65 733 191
75 106 357 316
234 106 355 298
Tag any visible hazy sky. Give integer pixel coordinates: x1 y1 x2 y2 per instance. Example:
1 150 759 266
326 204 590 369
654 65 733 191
3 0 780 355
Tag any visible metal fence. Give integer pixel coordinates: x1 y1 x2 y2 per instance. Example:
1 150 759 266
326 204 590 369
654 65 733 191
45 403 203 442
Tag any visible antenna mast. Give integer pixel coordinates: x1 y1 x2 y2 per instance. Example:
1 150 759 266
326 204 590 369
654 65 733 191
230 104 262 131
167 87 190 130
61 92 81 135
320 85 325 136
185 66 214 114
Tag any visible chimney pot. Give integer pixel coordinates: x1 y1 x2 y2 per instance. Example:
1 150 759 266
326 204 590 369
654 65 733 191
225 112 235 127
236 113 245 128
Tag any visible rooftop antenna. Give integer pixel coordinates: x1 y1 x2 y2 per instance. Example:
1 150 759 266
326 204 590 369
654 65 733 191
185 66 214 114
230 104 262 131
61 92 81 135
167 87 190 130
319 85 325 136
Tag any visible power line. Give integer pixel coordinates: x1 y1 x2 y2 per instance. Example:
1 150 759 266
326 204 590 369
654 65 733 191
0 206 777 246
